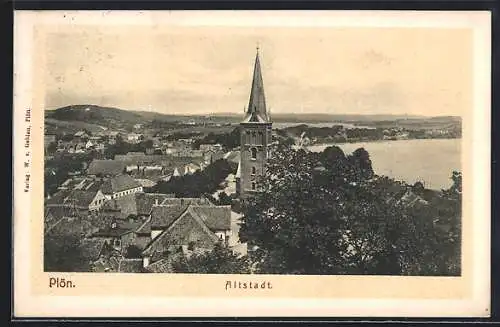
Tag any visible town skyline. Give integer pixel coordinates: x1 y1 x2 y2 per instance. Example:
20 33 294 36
44 26 471 117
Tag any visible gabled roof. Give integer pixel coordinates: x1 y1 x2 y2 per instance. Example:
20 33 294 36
150 205 189 229
190 205 231 231
45 190 72 206
47 189 99 208
87 160 126 176
101 174 141 194
66 189 100 207
142 207 220 257
135 216 152 235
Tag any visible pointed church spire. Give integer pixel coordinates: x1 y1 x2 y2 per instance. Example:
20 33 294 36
244 48 269 123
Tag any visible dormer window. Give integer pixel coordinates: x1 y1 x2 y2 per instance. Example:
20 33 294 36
251 167 256 175
251 182 256 190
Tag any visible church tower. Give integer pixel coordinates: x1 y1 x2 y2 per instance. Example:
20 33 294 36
236 48 272 198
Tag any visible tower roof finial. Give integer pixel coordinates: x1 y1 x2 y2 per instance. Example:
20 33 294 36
256 42 260 53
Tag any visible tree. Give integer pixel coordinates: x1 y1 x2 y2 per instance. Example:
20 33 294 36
124 244 143 259
217 191 232 205
347 147 374 180
44 234 90 272
46 141 58 155
151 159 236 197
239 146 461 276
171 243 251 274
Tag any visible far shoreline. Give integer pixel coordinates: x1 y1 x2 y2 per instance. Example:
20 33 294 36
299 137 462 149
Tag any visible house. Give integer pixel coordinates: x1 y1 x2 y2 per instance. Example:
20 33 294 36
183 163 201 175
199 143 223 152
87 159 127 177
46 188 108 213
74 130 89 139
101 174 143 200
95 142 106 153
135 178 157 188
44 207 102 237
44 204 74 231
90 224 136 254
100 192 175 219
90 135 102 142
140 202 231 268
127 133 143 144
107 131 120 144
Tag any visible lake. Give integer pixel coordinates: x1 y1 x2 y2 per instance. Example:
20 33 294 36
273 122 375 129
306 138 461 190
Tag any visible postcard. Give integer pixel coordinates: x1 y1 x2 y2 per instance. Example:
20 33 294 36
13 10 491 317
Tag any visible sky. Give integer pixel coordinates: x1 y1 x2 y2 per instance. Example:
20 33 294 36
43 25 472 116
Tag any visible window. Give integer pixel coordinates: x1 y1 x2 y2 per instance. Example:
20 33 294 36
251 148 257 160
251 182 256 190
251 167 256 175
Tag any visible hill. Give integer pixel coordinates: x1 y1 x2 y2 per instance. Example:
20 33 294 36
46 105 145 130
45 105 461 133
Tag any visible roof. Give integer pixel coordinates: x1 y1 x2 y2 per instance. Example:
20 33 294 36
102 193 137 215
80 238 106 261
117 258 144 273
87 160 126 176
135 179 157 188
66 189 100 207
244 50 269 123
235 160 241 178
101 174 141 194
145 257 177 273
242 111 268 123
45 190 72 206
44 216 97 237
223 151 240 164
135 216 152 234
73 178 104 192
74 131 88 137
190 205 231 231
150 205 189 229
142 207 220 257
92 227 132 238
135 193 175 216
159 197 214 206
46 189 99 208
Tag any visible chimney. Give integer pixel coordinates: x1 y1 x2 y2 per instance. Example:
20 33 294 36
155 198 159 206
